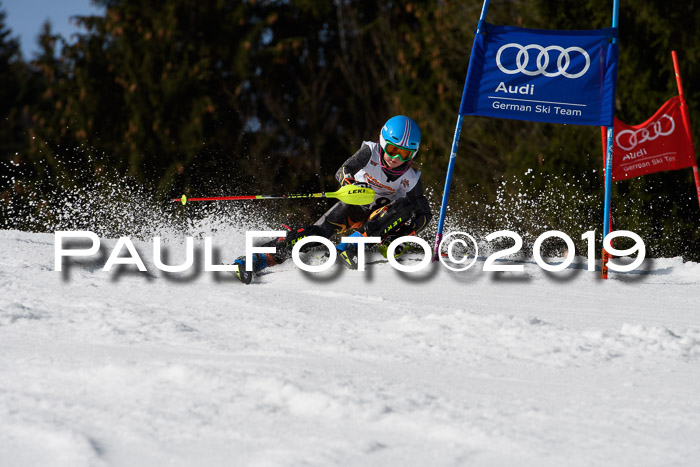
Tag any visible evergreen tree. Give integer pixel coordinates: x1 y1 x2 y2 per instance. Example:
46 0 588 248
2 0 697 258
25 22 82 185
530 0 700 259
0 3 30 172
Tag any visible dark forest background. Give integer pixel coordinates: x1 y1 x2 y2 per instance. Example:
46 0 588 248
1 0 698 260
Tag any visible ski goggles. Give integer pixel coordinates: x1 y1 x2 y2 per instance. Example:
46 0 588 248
383 142 416 163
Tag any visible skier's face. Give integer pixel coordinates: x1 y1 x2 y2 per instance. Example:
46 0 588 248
383 152 405 169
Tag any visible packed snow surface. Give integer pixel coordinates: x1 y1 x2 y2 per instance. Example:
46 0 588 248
1 229 699 466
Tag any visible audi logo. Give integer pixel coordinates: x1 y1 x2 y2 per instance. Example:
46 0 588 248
496 43 591 79
615 115 675 151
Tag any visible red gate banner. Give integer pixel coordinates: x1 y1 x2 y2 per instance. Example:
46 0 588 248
603 96 697 181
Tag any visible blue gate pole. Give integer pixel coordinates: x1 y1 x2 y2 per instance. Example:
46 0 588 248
432 0 490 261
601 0 620 277
432 115 465 261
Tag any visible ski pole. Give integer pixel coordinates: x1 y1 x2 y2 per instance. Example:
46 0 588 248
173 184 375 206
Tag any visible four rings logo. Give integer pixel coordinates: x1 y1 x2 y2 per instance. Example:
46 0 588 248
615 115 675 151
496 43 591 79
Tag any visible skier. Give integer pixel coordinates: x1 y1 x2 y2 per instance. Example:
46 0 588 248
234 115 432 283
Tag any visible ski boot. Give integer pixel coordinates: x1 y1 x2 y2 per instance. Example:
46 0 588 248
336 231 365 270
378 237 413 260
232 253 272 284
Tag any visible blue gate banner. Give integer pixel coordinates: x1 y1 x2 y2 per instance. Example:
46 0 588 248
460 23 618 126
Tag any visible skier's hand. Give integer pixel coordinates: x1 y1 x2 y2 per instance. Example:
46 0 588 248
340 176 356 187
340 177 369 189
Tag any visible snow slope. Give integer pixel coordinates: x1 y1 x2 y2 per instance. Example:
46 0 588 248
1 229 699 466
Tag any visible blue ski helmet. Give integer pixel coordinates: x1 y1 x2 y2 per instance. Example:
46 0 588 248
379 116 421 175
